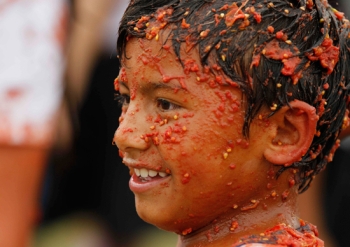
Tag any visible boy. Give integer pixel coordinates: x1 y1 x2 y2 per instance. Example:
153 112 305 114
113 0 350 246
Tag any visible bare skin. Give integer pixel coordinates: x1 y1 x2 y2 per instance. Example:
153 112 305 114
114 33 318 246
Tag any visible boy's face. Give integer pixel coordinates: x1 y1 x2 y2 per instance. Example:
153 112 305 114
114 34 274 233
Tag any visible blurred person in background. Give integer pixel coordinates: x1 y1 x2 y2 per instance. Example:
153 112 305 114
0 0 68 246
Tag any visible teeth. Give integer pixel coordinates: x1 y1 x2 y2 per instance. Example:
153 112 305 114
149 170 158 177
133 168 169 178
159 172 167 177
140 168 148 178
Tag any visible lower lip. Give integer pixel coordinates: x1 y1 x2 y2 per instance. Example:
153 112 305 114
129 173 171 194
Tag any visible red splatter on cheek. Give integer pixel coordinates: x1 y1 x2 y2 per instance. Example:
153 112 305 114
217 102 225 112
288 177 296 188
146 115 153 122
211 90 242 127
266 166 277 179
230 102 240 113
281 190 289 201
181 172 191 184
142 115 189 148
140 129 160 145
182 113 194 118
154 114 162 123
163 126 173 139
266 183 273 190
235 139 249 149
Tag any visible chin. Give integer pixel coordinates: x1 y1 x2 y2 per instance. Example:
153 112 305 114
137 208 174 231
136 205 207 235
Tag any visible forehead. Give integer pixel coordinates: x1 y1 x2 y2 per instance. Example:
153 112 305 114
122 33 204 84
123 29 199 63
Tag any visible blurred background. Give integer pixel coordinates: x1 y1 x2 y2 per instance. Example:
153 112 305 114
0 0 349 247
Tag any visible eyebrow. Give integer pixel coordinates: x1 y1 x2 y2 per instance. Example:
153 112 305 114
120 81 187 94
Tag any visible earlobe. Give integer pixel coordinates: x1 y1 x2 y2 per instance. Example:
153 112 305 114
263 100 318 167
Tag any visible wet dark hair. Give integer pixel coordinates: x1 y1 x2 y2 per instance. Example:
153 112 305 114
117 0 350 193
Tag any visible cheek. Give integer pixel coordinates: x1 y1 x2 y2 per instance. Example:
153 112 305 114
137 117 189 147
198 88 245 129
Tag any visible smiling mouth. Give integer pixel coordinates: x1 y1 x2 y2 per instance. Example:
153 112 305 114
134 168 170 182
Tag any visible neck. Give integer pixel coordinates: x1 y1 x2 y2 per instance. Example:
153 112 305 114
176 183 299 247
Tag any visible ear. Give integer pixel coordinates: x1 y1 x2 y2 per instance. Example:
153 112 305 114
263 100 318 167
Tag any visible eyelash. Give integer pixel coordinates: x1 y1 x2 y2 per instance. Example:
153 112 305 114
115 94 181 112
156 98 181 111
115 93 130 107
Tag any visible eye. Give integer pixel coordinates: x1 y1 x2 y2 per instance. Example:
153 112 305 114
156 98 180 111
116 94 130 107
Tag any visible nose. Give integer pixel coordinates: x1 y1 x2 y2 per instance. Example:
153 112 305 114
113 106 150 154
